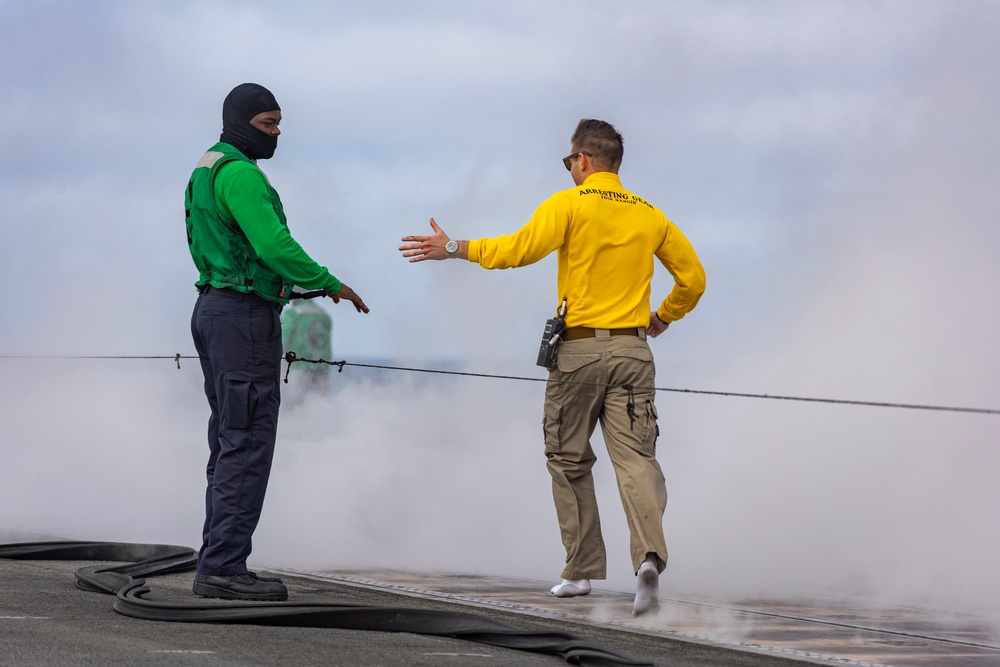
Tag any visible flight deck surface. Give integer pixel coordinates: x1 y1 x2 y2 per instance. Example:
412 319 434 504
293 567 1000 667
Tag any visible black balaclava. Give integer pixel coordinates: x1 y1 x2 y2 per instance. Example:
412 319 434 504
219 83 281 160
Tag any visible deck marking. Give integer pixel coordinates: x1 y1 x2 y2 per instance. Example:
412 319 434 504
148 650 217 654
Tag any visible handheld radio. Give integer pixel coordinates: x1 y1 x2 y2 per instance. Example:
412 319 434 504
536 297 567 369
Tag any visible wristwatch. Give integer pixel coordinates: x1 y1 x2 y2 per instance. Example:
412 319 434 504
445 240 459 256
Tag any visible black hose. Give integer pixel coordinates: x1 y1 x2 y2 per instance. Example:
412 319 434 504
0 540 653 667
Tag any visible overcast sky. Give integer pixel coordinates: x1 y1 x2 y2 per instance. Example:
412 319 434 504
2 1 999 616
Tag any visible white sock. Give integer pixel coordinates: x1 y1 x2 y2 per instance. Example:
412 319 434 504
633 557 660 616
550 578 591 597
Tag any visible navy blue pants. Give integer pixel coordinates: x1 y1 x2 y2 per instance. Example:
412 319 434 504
191 288 282 576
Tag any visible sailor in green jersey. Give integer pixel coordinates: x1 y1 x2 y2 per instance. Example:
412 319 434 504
187 83 369 602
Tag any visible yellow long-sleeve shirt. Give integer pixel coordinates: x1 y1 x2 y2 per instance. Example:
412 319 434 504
467 172 706 328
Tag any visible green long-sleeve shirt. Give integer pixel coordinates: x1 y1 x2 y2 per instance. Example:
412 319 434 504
186 142 341 305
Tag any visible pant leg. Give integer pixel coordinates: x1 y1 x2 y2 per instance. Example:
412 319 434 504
191 302 220 555
599 335 668 574
191 290 282 576
543 337 607 580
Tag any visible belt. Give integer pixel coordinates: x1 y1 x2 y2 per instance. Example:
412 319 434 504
202 285 275 306
562 327 641 341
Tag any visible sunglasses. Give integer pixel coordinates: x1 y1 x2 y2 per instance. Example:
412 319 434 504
562 151 592 171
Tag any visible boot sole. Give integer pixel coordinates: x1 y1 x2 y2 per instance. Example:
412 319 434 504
192 583 288 601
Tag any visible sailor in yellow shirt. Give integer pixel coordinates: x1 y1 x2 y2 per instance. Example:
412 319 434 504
400 119 706 616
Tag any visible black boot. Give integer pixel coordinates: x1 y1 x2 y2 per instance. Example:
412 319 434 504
192 572 288 601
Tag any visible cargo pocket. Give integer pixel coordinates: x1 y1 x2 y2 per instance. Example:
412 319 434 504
642 399 660 455
542 400 563 454
221 366 278 430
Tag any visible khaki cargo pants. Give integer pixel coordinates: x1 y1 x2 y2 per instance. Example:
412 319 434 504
542 329 667 580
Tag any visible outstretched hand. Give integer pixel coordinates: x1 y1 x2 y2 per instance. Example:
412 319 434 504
399 218 450 262
326 283 370 313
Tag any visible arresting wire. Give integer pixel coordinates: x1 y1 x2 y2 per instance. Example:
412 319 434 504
0 354 197 369
281 352 1000 416
2 353 998 416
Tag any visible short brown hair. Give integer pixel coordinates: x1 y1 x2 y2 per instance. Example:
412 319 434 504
570 119 624 172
